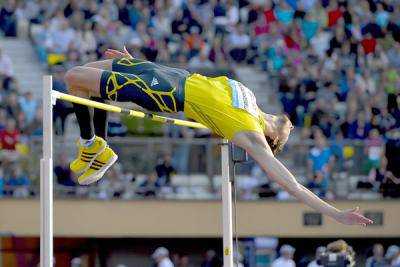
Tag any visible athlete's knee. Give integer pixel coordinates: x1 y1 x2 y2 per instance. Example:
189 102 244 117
83 62 99 68
64 67 89 96
65 66 91 89
65 66 83 85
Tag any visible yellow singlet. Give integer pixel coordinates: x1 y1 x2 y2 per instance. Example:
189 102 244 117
184 73 265 140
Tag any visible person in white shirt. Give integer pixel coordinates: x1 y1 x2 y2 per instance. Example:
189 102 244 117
188 51 214 69
307 246 326 267
152 247 174 267
228 24 250 63
310 28 331 59
0 48 13 77
46 19 76 54
272 244 296 267
385 245 400 267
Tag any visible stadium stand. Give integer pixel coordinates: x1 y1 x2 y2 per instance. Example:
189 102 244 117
0 4 399 266
0 0 399 202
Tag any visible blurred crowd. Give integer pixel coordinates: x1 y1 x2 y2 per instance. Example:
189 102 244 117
0 0 399 200
53 152 177 200
0 46 42 198
265 0 400 199
144 241 400 267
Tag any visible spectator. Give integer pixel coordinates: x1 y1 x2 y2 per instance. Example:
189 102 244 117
179 255 193 267
18 92 38 124
213 0 228 36
0 109 7 130
367 157 400 198
227 25 250 63
0 47 13 78
0 118 19 151
52 66 73 135
71 257 82 267
107 112 127 137
45 18 76 54
5 92 22 120
385 245 400 267
208 37 227 64
275 1 294 26
188 51 214 69
251 164 277 199
201 250 222 267
26 106 43 136
152 247 174 267
272 244 296 267
137 172 158 197
155 154 176 187
364 129 384 172
233 251 244 267
308 246 326 267
54 153 76 187
379 172 400 199
5 164 30 198
361 33 377 55
307 133 334 181
365 243 385 267
0 0 17 37
325 240 356 267
307 171 329 198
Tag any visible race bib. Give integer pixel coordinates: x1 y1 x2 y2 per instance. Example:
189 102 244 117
229 79 259 118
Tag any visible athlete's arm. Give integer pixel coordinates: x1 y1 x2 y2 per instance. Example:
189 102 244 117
232 132 373 226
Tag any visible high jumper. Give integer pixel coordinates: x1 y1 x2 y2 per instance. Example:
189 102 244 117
63 47 373 227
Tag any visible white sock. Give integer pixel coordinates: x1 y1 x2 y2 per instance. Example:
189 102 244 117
80 136 95 147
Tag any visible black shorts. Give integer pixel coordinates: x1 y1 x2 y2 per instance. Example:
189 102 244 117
99 58 188 113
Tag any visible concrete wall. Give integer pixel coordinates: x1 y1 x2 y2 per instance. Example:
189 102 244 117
0 199 399 237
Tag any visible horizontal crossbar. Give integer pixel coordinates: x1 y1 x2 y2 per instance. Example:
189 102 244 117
52 91 208 129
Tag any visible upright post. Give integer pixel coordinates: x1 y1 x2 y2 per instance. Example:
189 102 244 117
40 75 53 267
221 139 233 267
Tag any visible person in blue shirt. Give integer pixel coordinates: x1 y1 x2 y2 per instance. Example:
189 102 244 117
0 170 3 198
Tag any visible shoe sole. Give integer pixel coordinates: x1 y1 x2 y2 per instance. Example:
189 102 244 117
71 142 107 174
78 154 118 185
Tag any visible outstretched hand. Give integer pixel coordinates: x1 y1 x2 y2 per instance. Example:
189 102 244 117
335 207 373 226
104 46 133 59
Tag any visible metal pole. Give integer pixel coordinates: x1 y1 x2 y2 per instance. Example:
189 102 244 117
221 139 233 267
40 75 53 267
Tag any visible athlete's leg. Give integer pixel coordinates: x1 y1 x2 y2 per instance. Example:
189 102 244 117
64 66 115 183
64 66 103 143
82 60 113 139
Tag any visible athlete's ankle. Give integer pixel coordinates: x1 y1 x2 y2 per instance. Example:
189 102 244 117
80 135 96 147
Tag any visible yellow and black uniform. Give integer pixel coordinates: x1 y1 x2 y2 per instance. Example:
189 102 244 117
100 58 265 140
100 58 188 112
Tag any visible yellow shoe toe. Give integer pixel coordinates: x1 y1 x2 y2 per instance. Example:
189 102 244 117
78 146 118 185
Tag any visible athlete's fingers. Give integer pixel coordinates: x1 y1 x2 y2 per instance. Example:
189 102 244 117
104 51 114 58
104 49 125 59
105 49 125 56
123 46 133 59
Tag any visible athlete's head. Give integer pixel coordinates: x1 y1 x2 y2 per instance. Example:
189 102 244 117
263 113 293 155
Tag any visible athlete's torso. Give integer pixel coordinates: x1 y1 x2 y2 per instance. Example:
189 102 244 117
107 58 265 139
184 73 265 139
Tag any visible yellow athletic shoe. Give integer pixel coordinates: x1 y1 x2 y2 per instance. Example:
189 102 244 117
70 136 107 174
77 146 118 185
